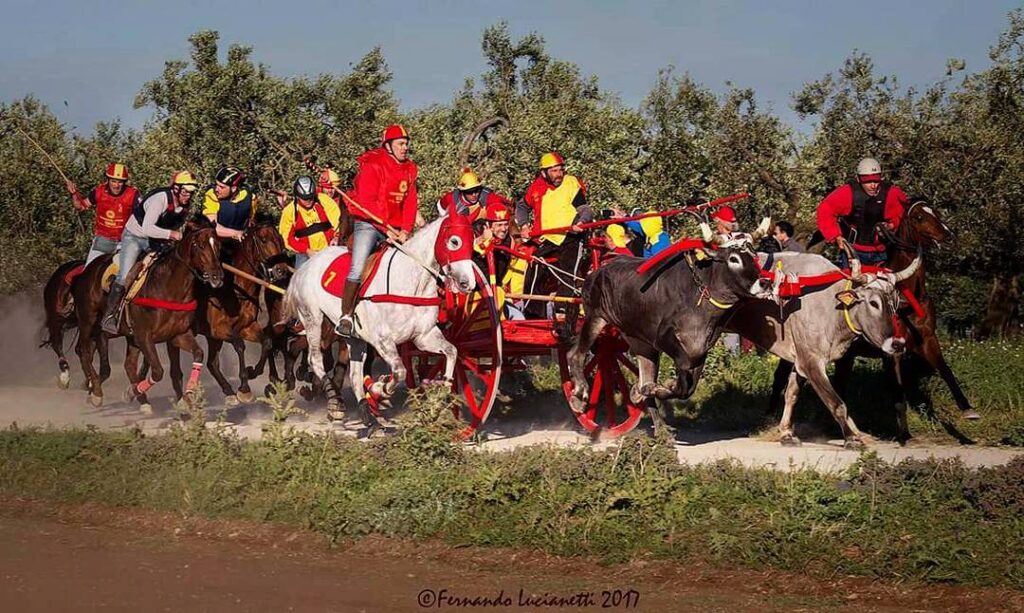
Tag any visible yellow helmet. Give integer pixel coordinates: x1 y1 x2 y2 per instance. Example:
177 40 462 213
457 169 482 191
605 224 628 248
171 170 199 192
539 152 565 170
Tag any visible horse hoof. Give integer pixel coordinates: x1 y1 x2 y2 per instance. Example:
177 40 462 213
88 394 103 408
962 409 981 420
139 403 154 416
780 435 802 447
237 390 255 403
224 395 240 408
298 386 314 402
58 371 71 389
844 439 866 451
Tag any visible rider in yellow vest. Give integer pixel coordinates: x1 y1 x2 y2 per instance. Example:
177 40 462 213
515 152 592 246
277 176 341 268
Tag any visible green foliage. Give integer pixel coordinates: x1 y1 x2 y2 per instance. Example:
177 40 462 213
1 425 1022 588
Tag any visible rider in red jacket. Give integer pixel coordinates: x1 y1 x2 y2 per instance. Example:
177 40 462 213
335 124 419 337
66 163 141 265
816 157 906 267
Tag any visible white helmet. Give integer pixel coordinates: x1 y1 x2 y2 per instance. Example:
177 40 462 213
856 157 882 177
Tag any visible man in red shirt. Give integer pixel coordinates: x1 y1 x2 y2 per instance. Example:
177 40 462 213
335 124 419 337
816 157 906 268
66 163 141 265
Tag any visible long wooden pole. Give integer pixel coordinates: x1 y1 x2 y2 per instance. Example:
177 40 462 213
507 293 580 304
222 263 286 295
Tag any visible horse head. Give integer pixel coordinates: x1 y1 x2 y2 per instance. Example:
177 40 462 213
180 225 224 288
434 209 477 293
887 200 955 250
244 220 289 283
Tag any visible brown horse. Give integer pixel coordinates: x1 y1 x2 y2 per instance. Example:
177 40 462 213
41 259 85 389
74 223 223 411
193 220 289 405
771 200 976 442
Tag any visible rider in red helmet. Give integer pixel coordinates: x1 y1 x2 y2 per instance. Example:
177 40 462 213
335 124 419 337
66 163 141 265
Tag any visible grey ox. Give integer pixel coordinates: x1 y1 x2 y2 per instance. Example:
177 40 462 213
567 245 775 433
725 252 921 448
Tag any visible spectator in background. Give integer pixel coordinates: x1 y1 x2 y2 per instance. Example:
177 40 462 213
774 220 805 252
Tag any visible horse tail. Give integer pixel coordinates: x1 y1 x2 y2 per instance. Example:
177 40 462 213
277 282 298 328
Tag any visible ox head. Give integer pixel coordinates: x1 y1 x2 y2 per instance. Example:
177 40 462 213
835 254 922 354
435 207 477 293
706 246 775 301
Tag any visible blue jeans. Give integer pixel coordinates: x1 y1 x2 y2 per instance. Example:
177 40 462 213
117 231 150 285
837 248 888 269
86 236 119 265
348 221 385 282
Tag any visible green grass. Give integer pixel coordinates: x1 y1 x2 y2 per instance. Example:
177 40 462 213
1 404 1022 589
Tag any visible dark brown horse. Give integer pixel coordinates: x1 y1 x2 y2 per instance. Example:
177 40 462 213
41 259 85 389
193 220 289 405
771 200 976 442
74 223 223 412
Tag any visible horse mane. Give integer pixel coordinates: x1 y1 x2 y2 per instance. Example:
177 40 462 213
253 211 277 227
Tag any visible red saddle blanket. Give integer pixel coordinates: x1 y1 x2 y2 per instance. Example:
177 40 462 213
320 252 353 298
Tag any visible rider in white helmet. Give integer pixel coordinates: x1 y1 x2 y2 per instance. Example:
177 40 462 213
816 157 908 268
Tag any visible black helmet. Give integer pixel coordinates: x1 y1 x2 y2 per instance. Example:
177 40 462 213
215 166 244 189
293 176 316 201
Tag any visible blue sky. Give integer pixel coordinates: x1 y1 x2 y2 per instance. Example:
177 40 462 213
0 0 1019 134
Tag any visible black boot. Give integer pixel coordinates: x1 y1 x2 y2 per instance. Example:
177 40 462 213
334 280 361 337
100 283 126 335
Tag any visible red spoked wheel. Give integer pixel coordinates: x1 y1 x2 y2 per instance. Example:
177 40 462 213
558 327 645 439
401 265 503 440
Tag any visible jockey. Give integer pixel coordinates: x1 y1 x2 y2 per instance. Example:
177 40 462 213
277 175 341 268
335 124 419 337
515 152 592 246
816 157 906 267
436 168 512 220
200 166 253 242
101 171 199 334
66 163 141 265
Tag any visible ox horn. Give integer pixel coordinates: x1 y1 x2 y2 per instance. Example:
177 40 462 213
890 250 923 283
846 246 866 282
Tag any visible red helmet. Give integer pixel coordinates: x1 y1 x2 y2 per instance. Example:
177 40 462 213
712 206 737 224
381 124 410 145
539 152 565 170
482 202 510 222
105 163 129 181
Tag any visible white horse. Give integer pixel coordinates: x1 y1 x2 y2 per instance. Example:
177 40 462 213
282 210 477 429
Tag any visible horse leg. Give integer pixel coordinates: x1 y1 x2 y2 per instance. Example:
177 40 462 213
778 370 805 446
205 338 236 405
120 338 151 414
48 314 72 389
890 357 911 444
97 333 112 383
167 343 184 403
178 332 206 409
302 309 343 419
76 332 102 407
801 359 866 449
232 337 255 403
130 335 164 414
917 335 977 419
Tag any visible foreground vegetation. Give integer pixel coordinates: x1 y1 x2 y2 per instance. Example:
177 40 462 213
0 387 1021 590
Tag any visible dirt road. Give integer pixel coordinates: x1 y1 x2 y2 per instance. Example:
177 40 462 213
1 498 1020 612
4 292 1021 471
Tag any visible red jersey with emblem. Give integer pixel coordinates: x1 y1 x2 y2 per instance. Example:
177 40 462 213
348 148 419 232
86 184 141 240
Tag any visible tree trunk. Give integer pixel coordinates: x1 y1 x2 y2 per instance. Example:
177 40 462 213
976 274 1021 339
